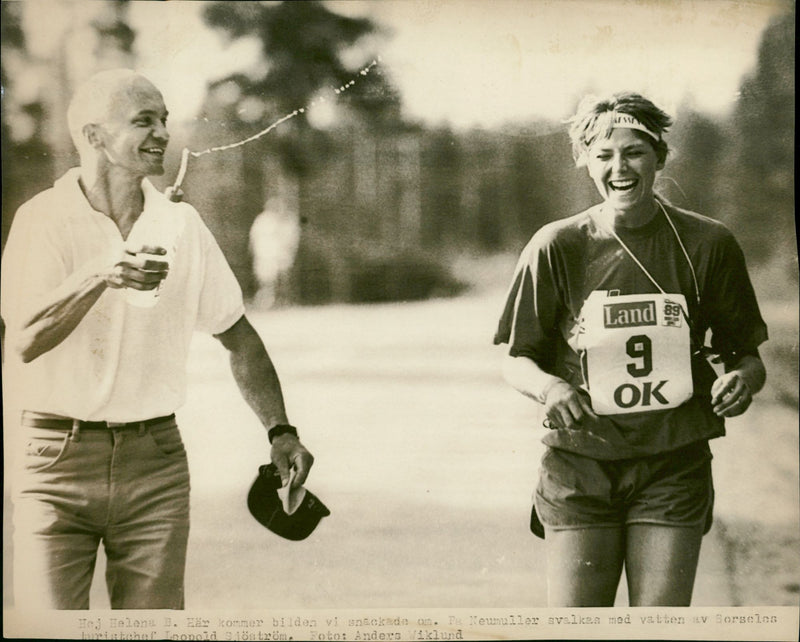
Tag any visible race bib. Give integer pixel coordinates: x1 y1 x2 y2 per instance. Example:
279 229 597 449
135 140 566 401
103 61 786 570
579 291 693 415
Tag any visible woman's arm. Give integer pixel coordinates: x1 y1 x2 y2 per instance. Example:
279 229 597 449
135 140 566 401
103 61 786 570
503 353 597 430
710 353 766 417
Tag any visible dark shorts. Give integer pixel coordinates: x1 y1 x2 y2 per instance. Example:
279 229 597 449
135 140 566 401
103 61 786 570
531 440 714 539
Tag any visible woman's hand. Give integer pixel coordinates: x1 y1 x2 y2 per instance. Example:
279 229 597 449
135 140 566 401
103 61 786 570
711 371 753 417
543 380 598 430
711 354 766 417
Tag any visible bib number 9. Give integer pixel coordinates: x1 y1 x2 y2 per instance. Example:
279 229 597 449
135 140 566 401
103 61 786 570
579 291 693 415
626 334 652 377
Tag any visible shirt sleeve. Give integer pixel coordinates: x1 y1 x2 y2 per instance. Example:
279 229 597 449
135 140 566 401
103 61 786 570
0 200 71 330
193 216 246 335
704 228 768 361
493 232 564 371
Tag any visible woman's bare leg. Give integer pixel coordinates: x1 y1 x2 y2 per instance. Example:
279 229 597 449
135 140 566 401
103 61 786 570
625 523 704 606
545 527 625 606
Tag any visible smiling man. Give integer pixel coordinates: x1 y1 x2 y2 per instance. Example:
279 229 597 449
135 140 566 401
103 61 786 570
1 69 313 610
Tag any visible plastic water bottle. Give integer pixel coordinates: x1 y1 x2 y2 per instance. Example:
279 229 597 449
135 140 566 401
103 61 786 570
124 209 184 308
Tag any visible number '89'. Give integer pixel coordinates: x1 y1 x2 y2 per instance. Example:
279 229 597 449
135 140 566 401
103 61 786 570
664 303 682 316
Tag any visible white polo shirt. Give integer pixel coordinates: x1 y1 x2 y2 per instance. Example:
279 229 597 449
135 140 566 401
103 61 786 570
1 168 245 422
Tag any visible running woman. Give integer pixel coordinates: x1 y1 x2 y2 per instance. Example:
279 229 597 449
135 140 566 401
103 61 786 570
494 92 767 607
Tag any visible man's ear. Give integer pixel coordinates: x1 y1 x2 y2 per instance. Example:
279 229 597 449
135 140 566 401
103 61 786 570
83 123 104 149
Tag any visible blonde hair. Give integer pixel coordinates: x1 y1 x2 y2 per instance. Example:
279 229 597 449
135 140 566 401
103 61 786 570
567 92 673 166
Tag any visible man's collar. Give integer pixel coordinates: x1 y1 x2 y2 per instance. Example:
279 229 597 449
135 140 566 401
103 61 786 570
60 167 166 216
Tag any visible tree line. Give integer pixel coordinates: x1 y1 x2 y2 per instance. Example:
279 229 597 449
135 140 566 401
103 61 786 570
1 2 794 305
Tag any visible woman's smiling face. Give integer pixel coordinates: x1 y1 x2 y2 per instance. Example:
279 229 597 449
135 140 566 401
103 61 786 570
585 127 663 218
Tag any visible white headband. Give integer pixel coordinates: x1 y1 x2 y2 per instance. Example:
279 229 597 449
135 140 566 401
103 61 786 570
610 112 660 141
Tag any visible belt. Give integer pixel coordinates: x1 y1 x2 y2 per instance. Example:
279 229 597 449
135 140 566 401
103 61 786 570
22 412 176 431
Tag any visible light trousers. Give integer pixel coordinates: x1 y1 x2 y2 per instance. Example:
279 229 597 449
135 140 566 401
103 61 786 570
12 417 190 609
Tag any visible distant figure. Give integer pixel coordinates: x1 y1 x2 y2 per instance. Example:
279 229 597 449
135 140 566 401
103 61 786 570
1 69 314 609
250 197 300 307
494 92 767 606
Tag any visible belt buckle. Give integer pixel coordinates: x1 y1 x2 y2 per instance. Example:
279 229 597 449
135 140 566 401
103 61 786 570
106 421 127 429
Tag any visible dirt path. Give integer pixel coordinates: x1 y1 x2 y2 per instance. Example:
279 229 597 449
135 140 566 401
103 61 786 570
4 290 797 609
174 292 798 608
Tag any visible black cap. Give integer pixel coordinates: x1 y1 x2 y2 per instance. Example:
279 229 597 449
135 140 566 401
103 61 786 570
247 464 330 540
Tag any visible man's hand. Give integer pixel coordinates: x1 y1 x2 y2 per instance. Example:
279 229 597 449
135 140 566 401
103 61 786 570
106 245 169 291
9 246 169 361
270 433 314 489
543 380 598 430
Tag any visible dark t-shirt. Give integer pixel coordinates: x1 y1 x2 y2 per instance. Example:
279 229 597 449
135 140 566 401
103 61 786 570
494 199 768 459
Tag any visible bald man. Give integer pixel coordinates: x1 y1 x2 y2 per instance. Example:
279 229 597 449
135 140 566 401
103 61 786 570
2 69 313 609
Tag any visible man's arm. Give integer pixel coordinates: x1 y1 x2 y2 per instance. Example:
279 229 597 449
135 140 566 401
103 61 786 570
214 315 313 487
13 271 109 363
9 245 169 363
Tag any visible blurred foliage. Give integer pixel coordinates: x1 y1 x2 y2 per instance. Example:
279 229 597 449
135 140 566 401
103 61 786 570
1 2 795 306
718 7 796 269
200 0 403 173
1 2 54 253
188 0 795 304
186 1 408 297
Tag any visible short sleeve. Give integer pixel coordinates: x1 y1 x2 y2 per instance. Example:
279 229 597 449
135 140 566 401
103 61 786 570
704 230 768 360
194 219 246 335
1 201 70 329
493 233 564 369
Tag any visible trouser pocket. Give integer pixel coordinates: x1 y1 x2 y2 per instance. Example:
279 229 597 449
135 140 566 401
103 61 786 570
23 430 72 472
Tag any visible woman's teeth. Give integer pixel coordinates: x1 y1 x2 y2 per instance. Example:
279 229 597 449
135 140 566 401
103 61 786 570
609 178 636 191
